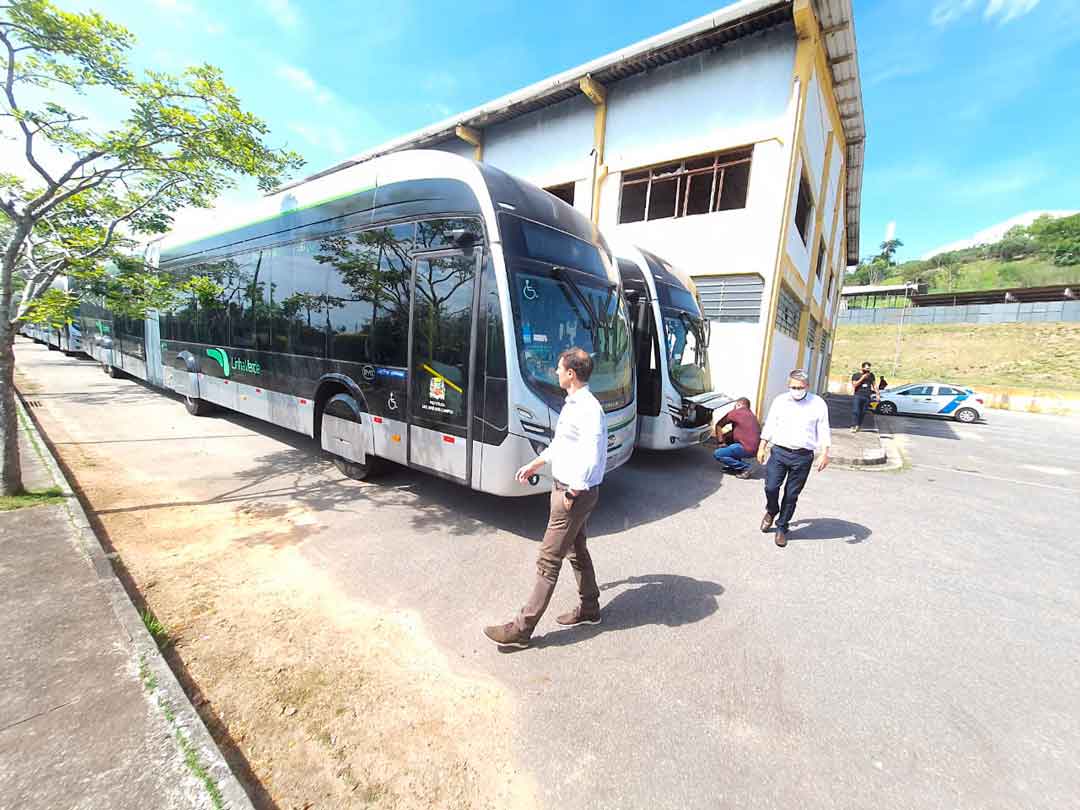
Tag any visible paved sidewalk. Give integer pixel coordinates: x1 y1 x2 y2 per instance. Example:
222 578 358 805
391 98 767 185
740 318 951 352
823 394 887 466
0 398 253 810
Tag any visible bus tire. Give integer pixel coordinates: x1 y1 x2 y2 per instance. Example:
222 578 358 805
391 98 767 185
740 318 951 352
333 455 382 481
104 364 121 378
184 394 213 417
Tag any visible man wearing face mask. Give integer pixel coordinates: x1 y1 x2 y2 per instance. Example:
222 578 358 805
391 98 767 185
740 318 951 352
757 369 831 548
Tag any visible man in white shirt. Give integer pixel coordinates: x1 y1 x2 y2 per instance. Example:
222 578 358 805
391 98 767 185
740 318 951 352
756 369 831 548
484 347 608 648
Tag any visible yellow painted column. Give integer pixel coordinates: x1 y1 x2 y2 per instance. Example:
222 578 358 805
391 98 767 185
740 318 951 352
580 75 608 226
455 124 483 162
754 0 821 415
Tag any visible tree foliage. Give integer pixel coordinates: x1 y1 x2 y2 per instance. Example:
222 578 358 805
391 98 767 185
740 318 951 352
0 0 304 328
0 0 303 495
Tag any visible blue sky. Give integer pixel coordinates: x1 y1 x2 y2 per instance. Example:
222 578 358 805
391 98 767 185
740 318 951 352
50 0 1080 262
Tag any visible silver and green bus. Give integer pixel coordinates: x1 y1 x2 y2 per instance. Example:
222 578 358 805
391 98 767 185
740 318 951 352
84 150 636 495
617 245 729 450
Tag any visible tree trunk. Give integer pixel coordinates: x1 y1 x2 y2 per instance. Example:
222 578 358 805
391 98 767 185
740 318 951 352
0 324 25 496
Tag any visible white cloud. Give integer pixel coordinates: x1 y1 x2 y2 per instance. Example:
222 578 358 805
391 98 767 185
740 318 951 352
931 0 1040 26
206 22 226 36
885 221 896 242
263 0 300 31
275 64 334 105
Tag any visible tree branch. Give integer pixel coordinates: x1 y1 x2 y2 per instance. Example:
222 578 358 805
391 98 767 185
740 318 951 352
0 30 58 190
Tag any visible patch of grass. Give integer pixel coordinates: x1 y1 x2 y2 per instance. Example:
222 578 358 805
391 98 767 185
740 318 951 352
138 654 159 692
833 322 1080 393
0 486 65 511
140 608 172 649
175 729 225 810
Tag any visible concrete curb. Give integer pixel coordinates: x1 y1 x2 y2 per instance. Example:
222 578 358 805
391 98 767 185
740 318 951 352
15 390 256 810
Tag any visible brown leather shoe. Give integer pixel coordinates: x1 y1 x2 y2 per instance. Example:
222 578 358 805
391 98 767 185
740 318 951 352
760 512 775 532
774 530 787 548
483 622 531 648
555 606 601 626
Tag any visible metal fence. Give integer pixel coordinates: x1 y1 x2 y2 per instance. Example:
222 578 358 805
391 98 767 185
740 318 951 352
837 300 1080 325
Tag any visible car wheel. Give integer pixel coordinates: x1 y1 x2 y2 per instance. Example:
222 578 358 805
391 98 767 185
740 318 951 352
955 407 978 423
184 394 213 417
877 401 897 416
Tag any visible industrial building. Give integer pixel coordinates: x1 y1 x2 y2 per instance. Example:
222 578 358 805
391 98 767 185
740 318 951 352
305 0 865 412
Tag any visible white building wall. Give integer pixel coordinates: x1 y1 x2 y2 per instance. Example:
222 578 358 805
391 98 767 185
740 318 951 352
604 26 796 173
434 139 476 160
824 137 842 235
803 72 829 187
481 93 596 189
786 153 812 283
764 332 800 410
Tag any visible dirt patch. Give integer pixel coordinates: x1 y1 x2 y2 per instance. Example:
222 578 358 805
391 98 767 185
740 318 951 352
30 402 537 810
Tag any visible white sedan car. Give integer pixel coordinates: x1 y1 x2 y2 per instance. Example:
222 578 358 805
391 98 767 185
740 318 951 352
875 382 986 423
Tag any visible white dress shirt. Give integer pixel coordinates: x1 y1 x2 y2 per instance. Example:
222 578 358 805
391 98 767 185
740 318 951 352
761 392 831 452
539 385 608 490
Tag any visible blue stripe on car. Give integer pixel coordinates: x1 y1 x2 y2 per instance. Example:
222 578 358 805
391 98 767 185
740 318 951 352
938 394 968 414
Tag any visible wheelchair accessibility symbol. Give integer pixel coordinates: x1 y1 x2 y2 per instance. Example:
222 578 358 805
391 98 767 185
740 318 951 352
522 279 538 301
387 392 398 411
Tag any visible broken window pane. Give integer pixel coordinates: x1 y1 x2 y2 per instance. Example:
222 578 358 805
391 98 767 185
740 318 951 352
619 182 647 223
684 173 713 216
647 178 678 220
717 162 750 211
795 173 813 243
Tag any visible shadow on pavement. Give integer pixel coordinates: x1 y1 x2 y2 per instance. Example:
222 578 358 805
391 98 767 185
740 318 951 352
785 517 872 544
530 574 725 649
877 413 963 441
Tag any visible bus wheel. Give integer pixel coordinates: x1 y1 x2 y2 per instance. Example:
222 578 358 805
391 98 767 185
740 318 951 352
104 364 121 378
184 394 212 417
333 455 381 481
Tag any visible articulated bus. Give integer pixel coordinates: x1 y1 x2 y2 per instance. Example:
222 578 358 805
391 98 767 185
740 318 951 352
616 245 730 450
20 277 84 354
81 150 637 496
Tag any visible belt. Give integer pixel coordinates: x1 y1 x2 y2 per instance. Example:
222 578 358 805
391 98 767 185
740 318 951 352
775 445 813 455
554 480 597 492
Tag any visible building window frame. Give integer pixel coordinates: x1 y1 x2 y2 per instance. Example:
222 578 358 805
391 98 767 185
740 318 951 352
617 147 753 224
794 170 814 244
775 285 801 340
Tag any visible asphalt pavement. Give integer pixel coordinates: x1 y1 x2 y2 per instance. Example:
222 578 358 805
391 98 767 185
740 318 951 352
12 338 1080 810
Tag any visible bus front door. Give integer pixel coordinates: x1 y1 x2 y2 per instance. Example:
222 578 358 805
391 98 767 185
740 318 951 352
406 251 479 484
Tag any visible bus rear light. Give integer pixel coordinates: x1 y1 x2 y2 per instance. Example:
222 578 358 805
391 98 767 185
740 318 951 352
443 435 455 444
391 434 401 443
255 388 262 394
373 416 383 424
299 399 308 405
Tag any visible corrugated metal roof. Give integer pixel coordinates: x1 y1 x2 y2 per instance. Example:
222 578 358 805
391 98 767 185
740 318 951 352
286 0 865 264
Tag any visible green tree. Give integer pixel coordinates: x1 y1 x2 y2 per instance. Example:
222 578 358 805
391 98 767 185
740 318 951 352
878 238 904 266
1029 213 1080 266
0 0 302 495
993 224 1032 261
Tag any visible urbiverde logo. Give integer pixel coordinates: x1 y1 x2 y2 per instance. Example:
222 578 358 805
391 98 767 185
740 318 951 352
206 348 262 377
206 348 231 377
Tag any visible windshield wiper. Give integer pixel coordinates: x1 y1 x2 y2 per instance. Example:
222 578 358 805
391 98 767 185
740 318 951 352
677 311 708 367
553 266 602 330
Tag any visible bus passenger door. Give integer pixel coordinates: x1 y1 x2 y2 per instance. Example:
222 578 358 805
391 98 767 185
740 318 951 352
145 310 164 387
406 251 479 484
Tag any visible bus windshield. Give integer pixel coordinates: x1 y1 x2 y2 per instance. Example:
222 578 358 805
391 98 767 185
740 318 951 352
502 216 633 412
657 281 711 397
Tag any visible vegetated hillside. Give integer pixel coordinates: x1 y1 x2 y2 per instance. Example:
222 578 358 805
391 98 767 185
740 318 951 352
831 322 1080 393
851 212 1080 293
882 257 1080 293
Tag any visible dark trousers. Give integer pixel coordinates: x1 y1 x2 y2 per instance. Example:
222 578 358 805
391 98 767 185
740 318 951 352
515 485 601 634
852 394 871 427
764 446 814 531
